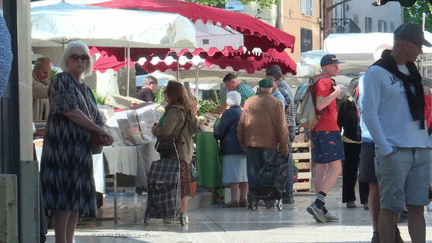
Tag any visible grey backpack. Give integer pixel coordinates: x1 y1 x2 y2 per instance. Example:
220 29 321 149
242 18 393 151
294 74 326 130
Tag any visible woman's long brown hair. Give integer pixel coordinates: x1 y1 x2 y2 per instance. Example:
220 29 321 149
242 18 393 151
165 81 192 115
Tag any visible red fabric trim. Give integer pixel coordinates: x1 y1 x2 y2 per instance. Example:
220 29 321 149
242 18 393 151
92 0 295 53
144 48 296 75
424 94 431 131
90 47 135 73
91 47 296 75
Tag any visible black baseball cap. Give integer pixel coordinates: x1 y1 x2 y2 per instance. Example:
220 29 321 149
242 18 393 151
394 23 432 47
320 54 343 67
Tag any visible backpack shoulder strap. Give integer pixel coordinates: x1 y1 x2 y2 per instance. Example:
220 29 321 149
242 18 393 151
310 74 328 115
311 73 327 85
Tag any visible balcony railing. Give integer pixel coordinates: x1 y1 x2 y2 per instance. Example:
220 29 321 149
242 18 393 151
330 18 361 34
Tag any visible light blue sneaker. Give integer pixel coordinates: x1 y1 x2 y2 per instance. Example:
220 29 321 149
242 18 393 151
307 202 326 223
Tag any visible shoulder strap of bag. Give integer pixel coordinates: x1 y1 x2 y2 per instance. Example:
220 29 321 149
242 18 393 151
310 74 327 116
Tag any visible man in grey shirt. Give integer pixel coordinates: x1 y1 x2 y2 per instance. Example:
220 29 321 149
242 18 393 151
33 57 52 121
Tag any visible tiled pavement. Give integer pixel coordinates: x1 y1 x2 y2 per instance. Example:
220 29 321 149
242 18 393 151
45 177 432 243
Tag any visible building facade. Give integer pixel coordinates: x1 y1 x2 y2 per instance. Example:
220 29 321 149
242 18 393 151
235 0 403 63
281 0 321 63
329 0 403 35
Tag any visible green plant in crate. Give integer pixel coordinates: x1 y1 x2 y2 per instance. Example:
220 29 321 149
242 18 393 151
213 90 221 106
155 87 165 104
92 90 106 105
197 90 221 116
48 69 58 82
197 100 218 116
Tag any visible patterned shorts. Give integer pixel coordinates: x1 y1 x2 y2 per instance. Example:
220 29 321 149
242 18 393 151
311 131 345 164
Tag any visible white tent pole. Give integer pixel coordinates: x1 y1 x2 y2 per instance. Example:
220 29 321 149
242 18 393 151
177 61 180 82
126 41 131 97
195 67 199 86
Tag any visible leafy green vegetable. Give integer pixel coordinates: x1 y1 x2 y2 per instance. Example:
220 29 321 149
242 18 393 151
48 69 58 82
197 99 219 116
92 90 106 105
155 87 165 104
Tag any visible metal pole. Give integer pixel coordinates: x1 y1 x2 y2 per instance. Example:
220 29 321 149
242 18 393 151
113 173 118 225
195 67 199 87
126 41 130 97
176 61 180 82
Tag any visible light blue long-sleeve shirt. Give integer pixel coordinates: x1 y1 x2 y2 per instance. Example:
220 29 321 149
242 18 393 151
272 89 286 109
358 75 373 143
359 65 431 157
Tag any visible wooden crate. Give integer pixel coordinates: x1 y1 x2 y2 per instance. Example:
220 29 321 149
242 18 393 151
292 140 312 192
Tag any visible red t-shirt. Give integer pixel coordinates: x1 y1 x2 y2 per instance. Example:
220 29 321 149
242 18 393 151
424 93 431 131
312 77 339 132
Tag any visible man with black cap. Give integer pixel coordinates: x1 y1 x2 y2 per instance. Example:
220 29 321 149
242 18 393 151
361 23 432 243
266 65 296 204
237 78 289 207
306 54 344 223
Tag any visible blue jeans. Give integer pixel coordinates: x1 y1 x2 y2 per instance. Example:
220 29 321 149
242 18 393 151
284 126 296 197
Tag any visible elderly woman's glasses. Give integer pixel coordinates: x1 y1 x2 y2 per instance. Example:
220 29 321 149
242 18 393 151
70 54 89 61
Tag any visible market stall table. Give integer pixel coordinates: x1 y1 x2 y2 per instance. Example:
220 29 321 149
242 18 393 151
195 132 223 188
103 140 160 224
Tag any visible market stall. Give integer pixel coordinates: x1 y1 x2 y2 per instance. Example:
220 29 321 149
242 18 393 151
195 132 222 188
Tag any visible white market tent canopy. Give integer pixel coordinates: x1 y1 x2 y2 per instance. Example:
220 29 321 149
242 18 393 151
193 20 244 53
31 1 198 49
315 32 432 75
31 1 199 96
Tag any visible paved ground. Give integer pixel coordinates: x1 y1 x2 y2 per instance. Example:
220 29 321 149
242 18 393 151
45 177 432 243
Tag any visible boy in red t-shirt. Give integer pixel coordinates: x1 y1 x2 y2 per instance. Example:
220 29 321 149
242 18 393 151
307 54 345 223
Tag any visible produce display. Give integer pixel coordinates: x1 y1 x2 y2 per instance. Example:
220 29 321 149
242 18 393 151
197 113 219 132
135 103 164 142
115 109 145 146
98 103 163 146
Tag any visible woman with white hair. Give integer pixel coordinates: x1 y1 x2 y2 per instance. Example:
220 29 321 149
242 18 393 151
40 41 113 243
214 91 248 208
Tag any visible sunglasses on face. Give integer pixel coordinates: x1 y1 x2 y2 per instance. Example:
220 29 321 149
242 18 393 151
69 54 90 61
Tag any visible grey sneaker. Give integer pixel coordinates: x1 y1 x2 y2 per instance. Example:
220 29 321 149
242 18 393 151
371 231 379 243
428 202 432 211
323 211 339 222
183 214 189 225
307 203 326 223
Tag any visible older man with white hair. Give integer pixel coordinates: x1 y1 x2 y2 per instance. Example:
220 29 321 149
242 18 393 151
33 57 52 121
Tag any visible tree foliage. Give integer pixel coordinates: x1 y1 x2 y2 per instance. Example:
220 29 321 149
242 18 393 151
404 1 432 32
186 0 280 9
